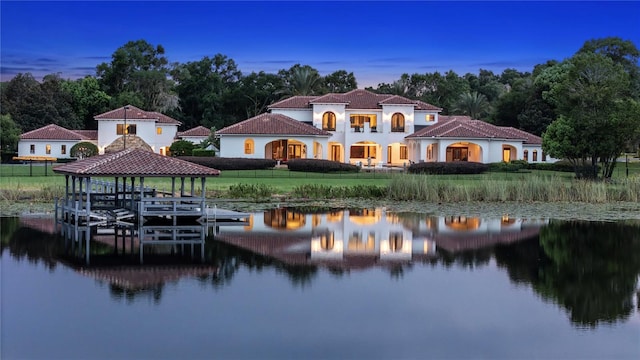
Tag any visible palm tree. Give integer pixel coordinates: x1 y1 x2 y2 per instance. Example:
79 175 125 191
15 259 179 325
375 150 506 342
454 91 491 119
278 66 322 97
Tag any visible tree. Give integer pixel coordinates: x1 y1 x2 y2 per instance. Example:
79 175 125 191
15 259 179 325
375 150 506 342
171 54 243 129
70 142 98 159
169 140 195 156
454 91 491 119
542 51 640 179
0 114 21 154
322 70 357 93
277 64 323 97
1 73 81 131
237 71 283 118
96 40 177 112
61 76 111 130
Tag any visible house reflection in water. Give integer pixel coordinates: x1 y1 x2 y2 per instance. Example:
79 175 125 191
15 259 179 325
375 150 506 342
213 208 548 270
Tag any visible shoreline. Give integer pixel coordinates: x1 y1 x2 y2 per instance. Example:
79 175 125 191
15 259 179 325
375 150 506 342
4 199 640 222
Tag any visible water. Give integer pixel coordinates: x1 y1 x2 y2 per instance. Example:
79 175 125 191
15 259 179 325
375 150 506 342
1 209 639 359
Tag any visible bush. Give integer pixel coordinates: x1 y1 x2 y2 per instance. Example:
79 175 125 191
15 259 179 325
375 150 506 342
192 149 216 157
408 161 489 175
488 160 528 172
56 158 77 163
70 142 98 159
169 140 195 156
178 156 276 170
287 159 360 173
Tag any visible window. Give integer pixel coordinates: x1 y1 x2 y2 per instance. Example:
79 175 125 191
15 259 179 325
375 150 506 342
117 124 136 135
244 139 254 154
350 145 376 159
157 127 162 135
61 145 66 155
46 144 51 154
30 144 35 154
533 150 538 162
542 152 547 162
400 145 408 160
523 150 528 161
349 114 376 132
322 112 336 131
391 113 405 132
389 232 403 251
426 114 435 122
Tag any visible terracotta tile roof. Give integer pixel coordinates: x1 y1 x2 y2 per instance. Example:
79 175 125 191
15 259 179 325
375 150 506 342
268 89 442 111
53 148 220 177
177 126 211 137
94 105 181 125
309 94 350 104
269 96 316 109
407 116 538 143
216 113 331 136
20 124 88 140
76 265 218 290
73 130 98 140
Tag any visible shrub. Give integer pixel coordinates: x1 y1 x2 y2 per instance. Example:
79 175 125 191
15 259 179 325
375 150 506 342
169 140 195 156
488 160 528 172
70 142 98 159
178 156 276 170
408 161 489 175
192 149 216 157
56 158 77 163
287 159 360 173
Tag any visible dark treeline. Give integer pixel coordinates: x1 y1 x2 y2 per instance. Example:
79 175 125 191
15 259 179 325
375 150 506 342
2 37 639 172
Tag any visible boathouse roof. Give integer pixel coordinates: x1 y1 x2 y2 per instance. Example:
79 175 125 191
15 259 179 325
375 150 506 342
53 148 220 177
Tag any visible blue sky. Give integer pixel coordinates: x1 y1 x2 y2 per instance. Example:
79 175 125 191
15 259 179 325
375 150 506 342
2 1 639 88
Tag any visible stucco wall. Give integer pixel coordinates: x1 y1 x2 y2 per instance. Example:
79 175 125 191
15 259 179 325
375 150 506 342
18 139 80 158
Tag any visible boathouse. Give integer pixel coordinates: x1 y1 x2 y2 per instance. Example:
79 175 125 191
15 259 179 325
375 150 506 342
53 148 222 263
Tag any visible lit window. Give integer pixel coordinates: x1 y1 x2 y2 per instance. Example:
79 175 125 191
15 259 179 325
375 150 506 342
400 145 408 160
391 113 405 132
157 127 162 135
244 139 254 154
61 145 66 155
30 144 35 154
426 114 435 122
117 124 136 135
322 112 336 131
46 144 51 154
523 150 528 161
533 150 538 162
349 114 377 132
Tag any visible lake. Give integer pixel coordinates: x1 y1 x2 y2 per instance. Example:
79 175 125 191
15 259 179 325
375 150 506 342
1 208 639 359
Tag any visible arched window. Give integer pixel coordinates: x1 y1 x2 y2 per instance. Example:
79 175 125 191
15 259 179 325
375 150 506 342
391 113 405 132
523 150 528 161
322 112 336 131
532 150 538 162
244 139 254 154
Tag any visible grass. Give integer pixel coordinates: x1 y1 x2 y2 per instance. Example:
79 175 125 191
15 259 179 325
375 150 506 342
1 161 639 203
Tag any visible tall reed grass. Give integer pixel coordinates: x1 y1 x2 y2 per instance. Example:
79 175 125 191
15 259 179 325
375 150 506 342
0 184 64 202
387 174 640 203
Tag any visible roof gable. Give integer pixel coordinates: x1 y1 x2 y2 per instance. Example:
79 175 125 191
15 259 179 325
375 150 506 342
94 105 181 125
408 116 539 143
177 126 211 137
53 148 220 177
268 89 441 111
217 113 331 136
20 124 86 140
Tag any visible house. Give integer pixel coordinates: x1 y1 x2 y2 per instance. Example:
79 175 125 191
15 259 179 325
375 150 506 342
17 105 210 158
17 124 98 159
94 105 181 155
176 125 218 152
216 89 555 165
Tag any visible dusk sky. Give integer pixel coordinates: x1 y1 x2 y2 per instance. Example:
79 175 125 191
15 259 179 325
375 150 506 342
2 1 639 88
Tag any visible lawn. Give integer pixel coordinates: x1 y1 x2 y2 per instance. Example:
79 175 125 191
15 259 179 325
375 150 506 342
1 161 639 194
